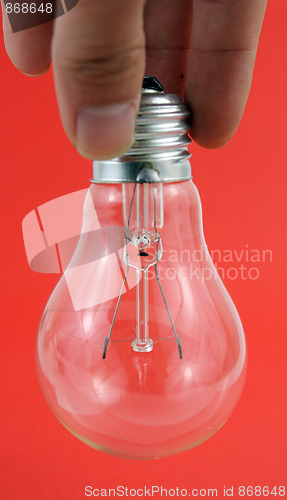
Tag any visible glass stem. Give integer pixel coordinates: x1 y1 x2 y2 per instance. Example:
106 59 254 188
137 269 148 341
132 269 153 352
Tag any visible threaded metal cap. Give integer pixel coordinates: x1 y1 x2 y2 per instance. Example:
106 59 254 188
92 77 192 183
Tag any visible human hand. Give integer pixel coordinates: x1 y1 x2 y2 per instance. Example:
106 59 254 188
2 0 267 159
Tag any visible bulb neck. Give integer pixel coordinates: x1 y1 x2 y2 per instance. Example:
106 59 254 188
92 77 192 184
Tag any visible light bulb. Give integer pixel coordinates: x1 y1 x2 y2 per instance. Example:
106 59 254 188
36 77 246 459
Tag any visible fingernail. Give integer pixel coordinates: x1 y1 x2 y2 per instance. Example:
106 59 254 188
76 102 137 160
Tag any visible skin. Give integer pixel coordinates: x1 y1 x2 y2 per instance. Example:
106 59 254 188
1 0 268 159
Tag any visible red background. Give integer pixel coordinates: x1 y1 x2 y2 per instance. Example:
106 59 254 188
1 1 286 498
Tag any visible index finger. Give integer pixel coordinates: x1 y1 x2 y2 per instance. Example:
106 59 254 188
186 0 267 148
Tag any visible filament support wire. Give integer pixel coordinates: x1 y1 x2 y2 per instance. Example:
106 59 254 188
102 175 182 359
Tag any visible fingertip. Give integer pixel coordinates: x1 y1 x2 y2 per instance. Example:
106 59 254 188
190 130 233 150
186 94 243 150
76 101 138 160
22 65 51 77
76 136 135 161
3 44 52 77
2 16 53 78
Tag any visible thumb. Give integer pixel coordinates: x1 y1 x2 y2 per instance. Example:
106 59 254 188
52 0 146 160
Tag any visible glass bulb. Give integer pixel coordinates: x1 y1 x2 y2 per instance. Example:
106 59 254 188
36 78 246 459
